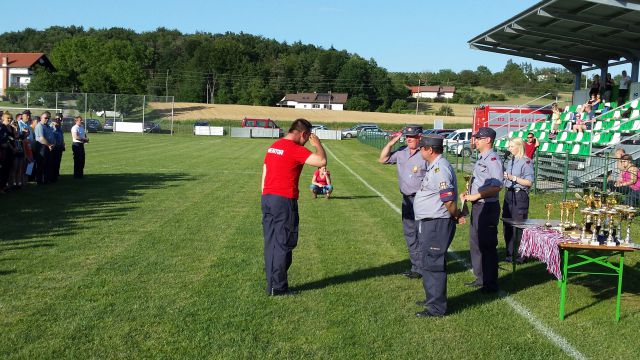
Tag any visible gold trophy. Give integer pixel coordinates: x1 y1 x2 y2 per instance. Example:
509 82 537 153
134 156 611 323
460 175 471 217
624 208 637 244
545 203 553 227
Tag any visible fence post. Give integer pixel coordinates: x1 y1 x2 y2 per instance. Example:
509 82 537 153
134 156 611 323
533 150 539 194
602 152 610 193
562 152 570 201
461 145 465 172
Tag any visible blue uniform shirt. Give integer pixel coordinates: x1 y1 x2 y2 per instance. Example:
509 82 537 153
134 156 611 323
414 155 458 219
470 148 503 203
504 156 534 190
385 146 428 196
51 125 65 146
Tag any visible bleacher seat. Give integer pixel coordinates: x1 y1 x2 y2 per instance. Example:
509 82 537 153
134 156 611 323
570 144 590 156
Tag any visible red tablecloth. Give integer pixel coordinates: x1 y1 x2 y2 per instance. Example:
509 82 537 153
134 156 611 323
519 227 580 280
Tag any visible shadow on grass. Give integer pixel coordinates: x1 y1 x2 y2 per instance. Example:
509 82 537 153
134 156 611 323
0 269 17 276
293 260 409 291
0 172 193 244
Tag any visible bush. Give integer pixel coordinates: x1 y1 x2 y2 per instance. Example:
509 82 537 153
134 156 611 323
435 105 454 116
345 96 370 111
389 99 407 113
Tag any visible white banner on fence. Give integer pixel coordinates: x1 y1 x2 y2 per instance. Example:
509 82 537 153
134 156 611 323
313 129 342 140
194 126 224 136
250 128 281 138
114 122 143 133
231 128 252 138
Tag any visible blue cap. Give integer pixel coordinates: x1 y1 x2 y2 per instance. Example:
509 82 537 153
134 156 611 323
402 125 423 136
472 127 496 139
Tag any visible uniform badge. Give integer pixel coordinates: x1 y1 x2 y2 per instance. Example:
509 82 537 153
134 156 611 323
491 157 497 161
439 182 447 190
526 160 531 164
434 167 440 173
412 165 418 173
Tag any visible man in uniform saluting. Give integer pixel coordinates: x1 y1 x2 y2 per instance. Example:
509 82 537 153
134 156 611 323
460 127 503 293
379 125 428 279
413 136 464 317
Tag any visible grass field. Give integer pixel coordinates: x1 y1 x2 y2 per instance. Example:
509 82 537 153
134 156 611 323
1 133 639 359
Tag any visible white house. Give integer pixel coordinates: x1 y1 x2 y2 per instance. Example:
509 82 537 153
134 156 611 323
407 85 456 100
277 92 348 111
0 52 55 95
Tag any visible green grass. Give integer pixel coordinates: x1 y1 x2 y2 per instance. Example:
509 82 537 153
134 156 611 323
1 134 639 359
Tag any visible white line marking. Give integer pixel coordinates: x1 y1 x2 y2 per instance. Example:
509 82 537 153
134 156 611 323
324 145 587 360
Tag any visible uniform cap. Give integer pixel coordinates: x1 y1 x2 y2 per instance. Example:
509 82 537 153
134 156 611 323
22 110 31 115
402 125 423 136
472 127 496 139
419 135 444 148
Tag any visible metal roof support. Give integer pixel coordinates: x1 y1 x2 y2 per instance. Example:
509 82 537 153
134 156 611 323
632 60 639 82
539 8 640 35
563 63 583 91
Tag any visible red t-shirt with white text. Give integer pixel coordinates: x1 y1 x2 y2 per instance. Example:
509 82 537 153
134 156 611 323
263 138 312 199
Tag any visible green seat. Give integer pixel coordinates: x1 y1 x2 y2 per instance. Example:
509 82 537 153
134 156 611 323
570 144 590 156
537 131 549 141
593 132 612 146
566 105 578 112
539 142 556 153
577 132 592 144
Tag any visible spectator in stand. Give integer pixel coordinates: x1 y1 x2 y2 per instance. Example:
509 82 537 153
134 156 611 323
585 93 597 108
592 93 603 114
566 105 582 131
573 104 595 133
618 70 631 105
310 166 333 199
524 132 539 160
615 154 640 206
550 102 561 137
604 73 614 102
50 114 65 182
608 148 626 190
589 74 600 97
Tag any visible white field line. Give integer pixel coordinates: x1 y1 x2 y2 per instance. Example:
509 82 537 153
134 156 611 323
324 145 587 360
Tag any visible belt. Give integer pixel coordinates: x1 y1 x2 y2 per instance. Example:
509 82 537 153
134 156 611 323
506 188 528 193
404 193 416 197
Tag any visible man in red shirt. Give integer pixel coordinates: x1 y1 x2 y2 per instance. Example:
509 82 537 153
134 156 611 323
524 132 539 160
262 118 327 296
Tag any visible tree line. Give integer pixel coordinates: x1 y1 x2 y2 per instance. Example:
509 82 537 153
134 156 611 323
0 27 578 112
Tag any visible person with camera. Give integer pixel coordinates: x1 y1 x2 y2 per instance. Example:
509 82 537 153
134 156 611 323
71 116 89 179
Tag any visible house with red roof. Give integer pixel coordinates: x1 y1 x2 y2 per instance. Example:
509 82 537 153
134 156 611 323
0 53 55 95
406 85 455 100
277 92 348 111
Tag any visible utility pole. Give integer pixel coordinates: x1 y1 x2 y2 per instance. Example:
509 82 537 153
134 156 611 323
165 69 169 99
206 82 210 104
415 79 420 115
211 75 216 105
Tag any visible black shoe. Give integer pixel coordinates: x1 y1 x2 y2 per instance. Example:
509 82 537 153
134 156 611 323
402 271 422 279
464 281 482 288
415 300 427 306
415 310 444 318
503 256 513 263
515 257 525 264
480 286 499 294
270 289 298 296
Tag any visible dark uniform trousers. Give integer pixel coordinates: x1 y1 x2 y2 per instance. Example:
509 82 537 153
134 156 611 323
470 201 500 291
51 145 64 182
262 194 299 294
34 142 51 184
72 142 85 178
418 218 455 316
402 194 422 272
502 190 529 258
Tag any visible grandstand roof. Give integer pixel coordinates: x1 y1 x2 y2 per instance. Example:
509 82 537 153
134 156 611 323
468 0 640 71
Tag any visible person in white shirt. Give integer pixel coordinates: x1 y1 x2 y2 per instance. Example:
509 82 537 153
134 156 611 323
618 70 632 105
70 116 89 179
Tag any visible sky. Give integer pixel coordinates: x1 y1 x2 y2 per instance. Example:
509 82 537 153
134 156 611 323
0 0 627 75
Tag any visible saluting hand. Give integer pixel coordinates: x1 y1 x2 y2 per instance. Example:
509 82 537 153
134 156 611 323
309 133 321 147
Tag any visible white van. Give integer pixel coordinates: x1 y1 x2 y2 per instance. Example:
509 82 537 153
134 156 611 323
443 128 473 148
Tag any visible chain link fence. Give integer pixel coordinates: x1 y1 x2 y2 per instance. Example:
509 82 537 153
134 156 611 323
1 90 174 134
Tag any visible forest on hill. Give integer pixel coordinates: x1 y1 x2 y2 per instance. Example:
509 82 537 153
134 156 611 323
1 26 577 112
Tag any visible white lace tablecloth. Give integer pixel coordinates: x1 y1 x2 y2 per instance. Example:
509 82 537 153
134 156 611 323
519 227 580 280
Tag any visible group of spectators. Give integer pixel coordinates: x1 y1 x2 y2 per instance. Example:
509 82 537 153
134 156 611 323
589 70 631 104
611 148 640 206
0 110 88 194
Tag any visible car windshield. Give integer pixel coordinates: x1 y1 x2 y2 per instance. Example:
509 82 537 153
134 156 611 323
445 132 459 139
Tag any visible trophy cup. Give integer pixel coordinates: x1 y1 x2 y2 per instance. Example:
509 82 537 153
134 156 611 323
460 175 471 217
605 209 618 246
570 201 578 229
545 203 553 227
624 208 637 244
580 208 594 243
559 202 566 228
591 210 602 245
593 192 603 209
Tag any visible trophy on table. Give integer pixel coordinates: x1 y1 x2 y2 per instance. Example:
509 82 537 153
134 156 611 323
623 208 637 244
605 208 619 246
591 210 603 245
570 201 579 228
545 203 553 227
460 175 471 217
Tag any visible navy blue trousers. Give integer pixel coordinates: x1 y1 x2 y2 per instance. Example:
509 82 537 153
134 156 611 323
418 218 455 316
262 194 299 294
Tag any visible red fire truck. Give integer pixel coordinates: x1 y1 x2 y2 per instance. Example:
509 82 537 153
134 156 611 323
472 105 553 139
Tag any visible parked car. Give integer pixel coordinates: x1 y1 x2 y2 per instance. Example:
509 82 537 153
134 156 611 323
341 123 380 138
241 117 284 137
103 119 114 131
61 117 75 132
311 124 328 131
193 121 210 135
448 140 473 157
423 128 456 138
443 128 473 148
358 126 392 140
144 122 161 133
85 119 101 133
